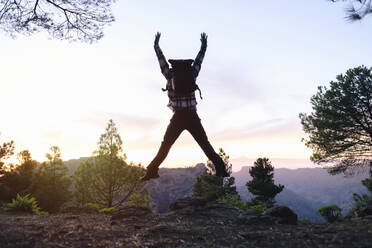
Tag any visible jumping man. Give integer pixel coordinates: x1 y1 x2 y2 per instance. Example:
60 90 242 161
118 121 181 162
141 32 229 181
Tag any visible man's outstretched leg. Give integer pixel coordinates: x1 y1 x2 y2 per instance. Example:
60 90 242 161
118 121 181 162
186 111 229 177
141 113 184 181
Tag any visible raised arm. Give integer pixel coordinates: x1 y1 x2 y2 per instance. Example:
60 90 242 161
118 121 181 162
193 32 208 78
154 32 171 79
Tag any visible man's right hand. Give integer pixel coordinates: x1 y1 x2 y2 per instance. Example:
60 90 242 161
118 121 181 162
154 32 161 46
200 32 208 47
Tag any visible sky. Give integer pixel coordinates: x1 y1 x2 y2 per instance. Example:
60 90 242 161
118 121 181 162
1 0 372 171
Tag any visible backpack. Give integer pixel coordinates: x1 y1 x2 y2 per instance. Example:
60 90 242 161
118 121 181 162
163 59 203 99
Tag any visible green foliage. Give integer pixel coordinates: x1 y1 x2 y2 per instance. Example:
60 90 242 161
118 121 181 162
3 194 48 216
192 148 238 201
246 158 284 208
299 217 309 223
73 120 146 208
0 150 37 201
73 160 95 207
348 171 372 218
127 193 153 210
84 203 116 214
361 174 372 192
349 193 372 218
316 204 342 222
84 203 101 211
300 66 372 175
250 203 267 214
218 195 249 211
29 146 72 213
98 207 116 214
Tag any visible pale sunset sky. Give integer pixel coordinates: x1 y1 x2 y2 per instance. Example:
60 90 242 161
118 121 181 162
1 1 371 171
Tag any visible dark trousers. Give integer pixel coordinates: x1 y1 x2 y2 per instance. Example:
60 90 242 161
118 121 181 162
148 109 224 170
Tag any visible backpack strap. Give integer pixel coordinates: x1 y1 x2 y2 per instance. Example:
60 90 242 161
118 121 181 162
196 84 203 100
162 84 203 100
162 84 169 92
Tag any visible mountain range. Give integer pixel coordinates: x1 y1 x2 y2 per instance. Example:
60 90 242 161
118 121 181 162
65 158 370 222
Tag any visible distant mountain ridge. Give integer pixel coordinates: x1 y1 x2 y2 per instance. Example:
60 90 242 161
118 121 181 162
64 158 369 222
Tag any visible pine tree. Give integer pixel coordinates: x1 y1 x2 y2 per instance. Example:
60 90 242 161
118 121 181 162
300 66 372 175
73 120 146 208
192 148 238 201
30 146 72 212
246 158 284 208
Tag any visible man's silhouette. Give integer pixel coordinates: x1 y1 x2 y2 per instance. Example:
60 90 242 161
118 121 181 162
141 32 229 181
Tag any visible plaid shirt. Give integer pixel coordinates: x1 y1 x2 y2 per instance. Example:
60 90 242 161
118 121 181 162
154 42 207 111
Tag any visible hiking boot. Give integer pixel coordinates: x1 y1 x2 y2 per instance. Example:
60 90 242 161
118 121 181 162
140 167 160 181
215 165 229 178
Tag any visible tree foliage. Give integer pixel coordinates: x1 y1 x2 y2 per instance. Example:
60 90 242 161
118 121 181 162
0 0 116 42
30 146 72 212
192 148 238 201
0 138 15 174
246 158 284 208
73 119 146 208
348 167 372 217
316 204 342 222
0 150 37 201
300 66 372 175
329 0 372 21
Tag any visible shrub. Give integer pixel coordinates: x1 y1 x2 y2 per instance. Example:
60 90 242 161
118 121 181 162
299 217 309 223
127 193 152 210
348 193 372 218
347 175 372 218
218 195 249 211
98 207 116 214
84 203 116 214
250 203 267 214
3 194 48 216
316 204 342 222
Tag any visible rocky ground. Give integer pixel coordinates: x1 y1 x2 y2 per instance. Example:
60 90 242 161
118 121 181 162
1 197 372 248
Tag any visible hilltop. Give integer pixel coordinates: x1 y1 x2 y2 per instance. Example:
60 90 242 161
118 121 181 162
1 197 372 248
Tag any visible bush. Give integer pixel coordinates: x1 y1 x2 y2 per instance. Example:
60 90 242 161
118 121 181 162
84 203 116 214
218 195 249 211
98 207 116 214
127 193 152 210
299 217 309 223
3 194 48 216
316 204 342 222
250 203 267 214
348 193 372 218
347 175 372 218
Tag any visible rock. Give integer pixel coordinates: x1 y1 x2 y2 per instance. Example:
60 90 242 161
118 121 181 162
236 215 276 225
60 206 97 214
265 206 298 225
169 197 207 211
111 206 153 221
